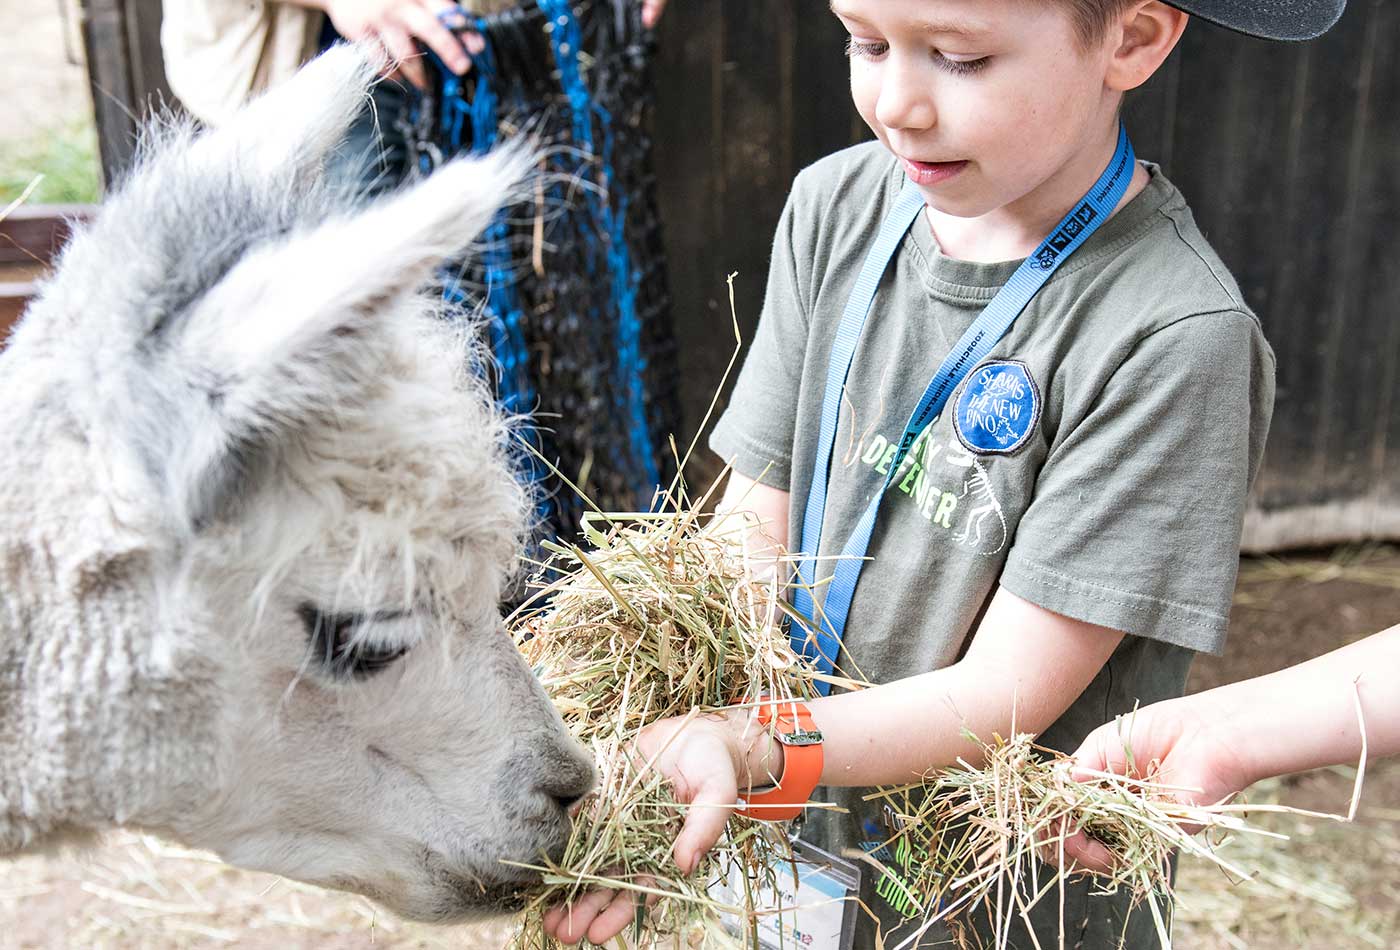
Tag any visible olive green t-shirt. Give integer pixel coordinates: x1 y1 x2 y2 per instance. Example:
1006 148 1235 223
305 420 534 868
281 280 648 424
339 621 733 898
709 142 1275 949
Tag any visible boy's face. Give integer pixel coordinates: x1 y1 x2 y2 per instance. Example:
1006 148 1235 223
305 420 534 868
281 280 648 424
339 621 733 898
832 0 1122 220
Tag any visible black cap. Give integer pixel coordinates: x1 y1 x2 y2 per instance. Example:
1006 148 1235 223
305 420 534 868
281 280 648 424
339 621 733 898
1166 0 1347 40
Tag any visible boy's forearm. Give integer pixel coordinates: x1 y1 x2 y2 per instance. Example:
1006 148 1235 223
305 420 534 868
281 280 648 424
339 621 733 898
713 468 790 582
804 588 1125 787
1203 625 1400 786
713 475 1125 788
808 659 1036 786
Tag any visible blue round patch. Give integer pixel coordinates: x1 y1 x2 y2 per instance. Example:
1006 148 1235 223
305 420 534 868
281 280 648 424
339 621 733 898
953 360 1041 455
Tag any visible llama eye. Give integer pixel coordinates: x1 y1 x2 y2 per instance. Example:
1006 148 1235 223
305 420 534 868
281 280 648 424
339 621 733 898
297 604 411 680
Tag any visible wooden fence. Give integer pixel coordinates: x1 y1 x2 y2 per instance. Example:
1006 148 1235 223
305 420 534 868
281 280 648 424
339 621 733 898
77 0 1398 551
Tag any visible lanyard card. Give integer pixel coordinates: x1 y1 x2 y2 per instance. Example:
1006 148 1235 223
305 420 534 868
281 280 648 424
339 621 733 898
716 838 862 950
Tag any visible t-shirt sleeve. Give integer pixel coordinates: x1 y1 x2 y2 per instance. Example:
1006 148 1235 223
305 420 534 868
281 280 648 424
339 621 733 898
999 311 1275 654
707 190 812 490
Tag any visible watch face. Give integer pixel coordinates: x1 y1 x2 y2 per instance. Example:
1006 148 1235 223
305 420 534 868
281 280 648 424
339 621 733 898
778 726 824 747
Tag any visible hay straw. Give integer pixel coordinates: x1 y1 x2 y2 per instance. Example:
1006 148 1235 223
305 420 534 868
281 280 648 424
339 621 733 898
860 727 1364 950
505 503 828 948
0 830 510 948
0 175 42 224
1234 544 1400 591
502 505 1374 950
1173 760 1400 950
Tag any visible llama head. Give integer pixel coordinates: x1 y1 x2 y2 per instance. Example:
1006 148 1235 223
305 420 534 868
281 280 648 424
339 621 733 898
0 44 592 921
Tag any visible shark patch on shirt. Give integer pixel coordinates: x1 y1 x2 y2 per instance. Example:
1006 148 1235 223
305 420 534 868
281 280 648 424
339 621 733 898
953 360 1041 456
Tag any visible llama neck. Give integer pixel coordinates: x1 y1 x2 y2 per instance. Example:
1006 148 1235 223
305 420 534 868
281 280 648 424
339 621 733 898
0 538 213 855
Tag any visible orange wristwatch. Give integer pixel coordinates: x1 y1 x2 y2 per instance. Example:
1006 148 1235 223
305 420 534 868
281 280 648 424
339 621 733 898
743 697 824 822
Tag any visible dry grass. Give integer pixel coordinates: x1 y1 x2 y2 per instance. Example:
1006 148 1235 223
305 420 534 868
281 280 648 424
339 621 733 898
505 505 826 948
857 730 1359 950
1173 763 1400 950
1232 544 1400 606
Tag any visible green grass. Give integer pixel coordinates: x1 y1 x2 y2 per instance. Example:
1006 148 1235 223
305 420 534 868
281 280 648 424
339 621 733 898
0 119 101 205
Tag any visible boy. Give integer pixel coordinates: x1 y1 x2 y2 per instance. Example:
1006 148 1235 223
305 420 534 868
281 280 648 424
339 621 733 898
545 1 1342 946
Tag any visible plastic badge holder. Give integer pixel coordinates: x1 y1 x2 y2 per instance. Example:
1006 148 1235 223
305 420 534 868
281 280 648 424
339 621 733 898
718 838 861 950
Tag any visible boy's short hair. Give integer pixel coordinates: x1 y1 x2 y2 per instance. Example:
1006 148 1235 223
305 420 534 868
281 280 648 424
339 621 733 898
1057 0 1137 47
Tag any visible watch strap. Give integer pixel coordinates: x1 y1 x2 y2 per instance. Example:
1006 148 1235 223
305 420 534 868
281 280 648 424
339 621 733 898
743 698 824 822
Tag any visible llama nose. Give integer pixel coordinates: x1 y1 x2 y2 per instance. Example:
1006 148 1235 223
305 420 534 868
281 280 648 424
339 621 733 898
536 748 595 813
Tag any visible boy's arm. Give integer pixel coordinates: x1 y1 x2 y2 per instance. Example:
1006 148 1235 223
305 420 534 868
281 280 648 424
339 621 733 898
712 468 790 564
710 471 1122 781
651 588 1123 867
811 588 1123 783
551 592 1122 945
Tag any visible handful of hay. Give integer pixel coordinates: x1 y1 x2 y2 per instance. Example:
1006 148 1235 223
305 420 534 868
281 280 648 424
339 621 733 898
499 478 1357 949
506 505 825 948
863 730 1358 950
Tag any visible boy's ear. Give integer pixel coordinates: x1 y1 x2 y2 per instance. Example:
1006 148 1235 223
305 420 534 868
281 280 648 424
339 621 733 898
1106 2 1189 92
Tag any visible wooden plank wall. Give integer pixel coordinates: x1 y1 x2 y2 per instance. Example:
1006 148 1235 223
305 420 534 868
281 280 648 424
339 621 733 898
89 0 1397 550
650 0 1398 551
80 0 172 184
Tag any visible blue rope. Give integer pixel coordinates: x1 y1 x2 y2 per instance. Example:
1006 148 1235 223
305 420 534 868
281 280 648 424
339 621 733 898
421 2 665 530
439 26 551 524
539 0 659 495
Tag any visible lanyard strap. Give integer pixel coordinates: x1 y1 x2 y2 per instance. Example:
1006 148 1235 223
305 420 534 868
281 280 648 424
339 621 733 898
791 127 1137 693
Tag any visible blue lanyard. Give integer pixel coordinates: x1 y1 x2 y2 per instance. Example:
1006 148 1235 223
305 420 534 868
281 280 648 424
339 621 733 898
791 126 1137 694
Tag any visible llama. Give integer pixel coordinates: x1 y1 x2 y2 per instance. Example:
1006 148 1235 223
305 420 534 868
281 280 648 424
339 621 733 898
0 45 594 923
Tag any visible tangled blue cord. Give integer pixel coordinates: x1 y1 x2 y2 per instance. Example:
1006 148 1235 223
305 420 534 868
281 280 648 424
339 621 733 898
429 0 662 533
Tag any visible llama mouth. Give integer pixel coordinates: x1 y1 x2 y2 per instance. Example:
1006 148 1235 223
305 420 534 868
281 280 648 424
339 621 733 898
421 850 548 916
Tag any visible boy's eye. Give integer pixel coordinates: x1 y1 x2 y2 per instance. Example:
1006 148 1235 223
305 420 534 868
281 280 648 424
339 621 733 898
844 37 889 60
935 52 991 76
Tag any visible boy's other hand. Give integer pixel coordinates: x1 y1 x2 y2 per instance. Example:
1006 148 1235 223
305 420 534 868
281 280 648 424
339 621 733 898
322 0 483 88
1056 697 1252 874
540 712 750 945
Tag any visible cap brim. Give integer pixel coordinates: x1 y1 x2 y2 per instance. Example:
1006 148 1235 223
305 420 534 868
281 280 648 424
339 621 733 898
1167 0 1347 40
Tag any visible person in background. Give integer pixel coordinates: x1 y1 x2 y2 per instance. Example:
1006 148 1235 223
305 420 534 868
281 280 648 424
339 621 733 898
1061 623 1400 871
160 0 671 178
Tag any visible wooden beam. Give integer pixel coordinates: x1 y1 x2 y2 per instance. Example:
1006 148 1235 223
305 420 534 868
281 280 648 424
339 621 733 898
0 283 37 343
78 0 174 186
0 205 94 268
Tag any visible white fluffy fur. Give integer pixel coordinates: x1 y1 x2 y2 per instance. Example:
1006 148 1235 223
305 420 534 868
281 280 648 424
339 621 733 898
0 45 592 922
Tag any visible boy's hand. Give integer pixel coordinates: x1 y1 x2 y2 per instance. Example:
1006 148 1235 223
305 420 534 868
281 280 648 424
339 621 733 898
1057 697 1253 874
322 0 484 88
540 711 766 945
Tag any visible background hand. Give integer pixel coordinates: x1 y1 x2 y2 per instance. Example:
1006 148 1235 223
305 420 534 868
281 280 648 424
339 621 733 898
641 0 669 29
322 0 483 87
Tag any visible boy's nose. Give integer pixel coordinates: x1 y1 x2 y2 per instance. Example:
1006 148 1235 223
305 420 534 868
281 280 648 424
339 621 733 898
875 60 937 132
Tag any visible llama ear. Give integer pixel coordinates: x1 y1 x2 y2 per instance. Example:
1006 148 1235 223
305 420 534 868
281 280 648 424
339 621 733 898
189 42 384 184
157 144 536 531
